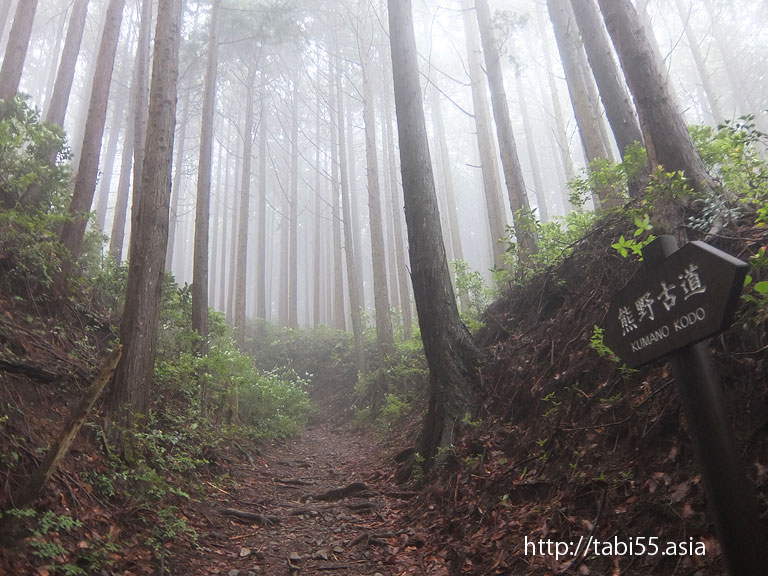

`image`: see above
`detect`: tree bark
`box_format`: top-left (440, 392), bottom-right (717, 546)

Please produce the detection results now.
top-left (192, 0), bottom-right (221, 417)
top-left (546, 0), bottom-right (613, 209)
top-left (288, 75), bottom-right (299, 329)
top-left (514, 64), bottom-right (549, 222)
top-left (0, 0), bottom-right (38, 100)
top-left (59, 0), bottom-right (125, 277)
top-left (596, 0), bottom-right (715, 200)
top-left (673, 0), bottom-right (722, 125)
top-left (329, 53), bottom-right (346, 331)
top-left (571, 0), bottom-right (644, 158)
top-left (256, 78), bottom-right (268, 326)
top-left (42, 9), bottom-right (66, 114)
top-left (126, 0), bottom-right (153, 262)
top-left (345, 77), bottom-right (366, 314)
top-left (388, 0), bottom-right (479, 470)
top-left (108, 0), bottom-right (182, 452)
top-left (460, 0), bottom-right (507, 269)
top-left (44, 0), bottom-right (89, 128)
top-left (235, 64), bottom-right (257, 344)
top-left (474, 0), bottom-right (537, 257)
top-left (226, 152), bottom-right (240, 324)
top-left (0, 1), bottom-right (12, 47)
top-left (336, 51), bottom-right (365, 376)
top-left (360, 39), bottom-right (395, 366)
top-left (166, 87), bottom-right (190, 272)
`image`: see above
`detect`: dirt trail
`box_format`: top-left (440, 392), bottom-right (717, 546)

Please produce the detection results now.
top-left (169, 425), bottom-right (423, 576)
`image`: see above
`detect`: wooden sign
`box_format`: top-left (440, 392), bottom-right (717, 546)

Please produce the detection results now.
top-left (604, 240), bottom-right (748, 368)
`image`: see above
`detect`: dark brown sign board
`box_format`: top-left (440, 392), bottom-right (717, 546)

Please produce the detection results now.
top-left (603, 240), bottom-right (748, 368)
top-left (603, 236), bottom-right (767, 576)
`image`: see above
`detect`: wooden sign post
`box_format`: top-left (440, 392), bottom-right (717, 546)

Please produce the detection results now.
top-left (604, 235), bottom-right (767, 575)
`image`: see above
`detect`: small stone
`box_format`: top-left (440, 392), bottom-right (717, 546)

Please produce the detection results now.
top-left (333, 546), bottom-right (344, 554)
top-left (333, 527), bottom-right (342, 534)
top-left (313, 549), bottom-right (329, 560)
top-left (289, 551), bottom-right (303, 562)
top-left (246, 572), bottom-right (256, 576)
top-left (228, 570), bottom-right (240, 576)
top-left (239, 547), bottom-right (251, 558)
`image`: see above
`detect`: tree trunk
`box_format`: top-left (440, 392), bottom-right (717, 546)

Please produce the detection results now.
top-left (313, 70), bottom-right (323, 329)
top-left (596, 0), bottom-right (715, 201)
top-left (385, 83), bottom-right (414, 336)
top-left (571, 0), bottom-right (644, 158)
top-left (360, 39), bottom-right (395, 367)
top-left (44, 0), bottom-right (89, 127)
top-left (429, 83), bottom-right (468, 311)
top-left (345, 78), bottom-right (366, 314)
top-left (60, 0), bottom-right (125, 276)
top-left (474, 0), bottom-right (537, 258)
top-left (108, 0), bottom-right (182, 452)
top-left (0, 1), bottom-right (12, 47)
top-left (109, 0), bottom-right (181, 456)
top-left (329, 53), bottom-right (346, 331)
top-left (192, 0), bottom-right (221, 416)
top-left (673, 0), bottom-right (722, 125)
top-left (288, 75), bottom-right (299, 329)
top-left (210, 139), bottom-right (223, 307)
top-left (514, 64), bottom-right (549, 222)
top-left (126, 0), bottom-right (153, 262)
top-left (460, 0), bottom-right (507, 269)
top-left (0, 0), bottom-right (38, 100)
top-left (42, 9), bottom-right (66, 113)
top-left (256, 77), bottom-right (267, 325)
top-left (226, 152), bottom-right (240, 324)
top-left (388, 0), bottom-right (479, 470)
top-left (336, 51), bottom-right (365, 376)
top-left (218, 129), bottom-right (232, 311)
top-left (546, 0), bottom-right (613, 209)
top-left (109, 57), bottom-right (138, 261)
top-left (166, 87), bottom-right (190, 272)
top-left (235, 64), bottom-right (257, 345)
top-left (535, 2), bottom-right (575, 211)
top-left (94, 81), bottom-right (126, 230)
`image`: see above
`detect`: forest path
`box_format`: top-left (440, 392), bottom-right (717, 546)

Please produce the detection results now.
top-left (169, 424), bottom-right (423, 576)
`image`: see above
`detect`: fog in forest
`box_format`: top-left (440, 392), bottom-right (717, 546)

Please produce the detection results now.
top-left (4, 0), bottom-right (767, 329)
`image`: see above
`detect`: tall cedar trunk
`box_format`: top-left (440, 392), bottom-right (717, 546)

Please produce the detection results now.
top-left (192, 0), bottom-right (221, 416)
top-left (345, 80), bottom-right (366, 313)
top-left (514, 65), bottom-right (549, 222)
top-left (474, 0), bottom-right (537, 258)
top-left (235, 64), bottom-right (257, 344)
top-left (218, 126), bottom-right (232, 311)
top-left (388, 0), bottom-right (479, 469)
top-left (94, 75), bottom-right (127, 230)
top-left (313, 71), bottom-right (323, 328)
top-left (360, 40), bottom-right (395, 367)
top-left (460, 0), bottom-right (507, 269)
top-left (59, 0), bottom-right (125, 276)
top-left (336, 52), bottom-right (365, 376)
top-left (127, 0), bottom-right (153, 261)
top-left (278, 190), bottom-right (289, 326)
top-left (226, 153), bottom-right (240, 324)
top-left (429, 83), bottom-right (468, 310)
top-left (256, 78), bottom-right (267, 325)
top-left (596, 0), bottom-right (715, 201)
top-left (0, 1), bottom-right (12, 46)
top-left (288, 76), bottom-right (299, 329)
top-left (210, 139), bottom-right (223, 307)
top-left (673, 0), bottom-right (722, 125)
top-left (535, 2), bottom-right (575, 209)
top-left (166, 87), bottom-right (190, 272)
top-left (109, 57), bottom-right (138, 261)
top-left (380, 113), bottom-right (400, 312)
top-left (44, 0), bottom-right (89, 127)
top-left (329, 53), bottom-right (346, 331)
top-left (384, 84), bottom-right (414, 336)
top-left (43, 10), bottom-right (67, 111)
top-left (108, 0), bottom-right (181, 451)
top-left (546, 0), bottom-right (613, 210)
top-left (571, 0), bottom-right (643, 155)
top-left (0, 0), bottom-right (38, 100)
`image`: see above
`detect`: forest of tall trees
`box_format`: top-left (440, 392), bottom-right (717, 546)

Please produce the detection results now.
top-left (2, 0), bottom-right (768, 573)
